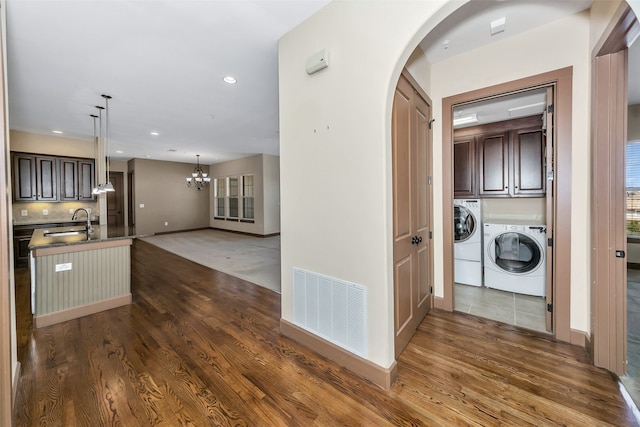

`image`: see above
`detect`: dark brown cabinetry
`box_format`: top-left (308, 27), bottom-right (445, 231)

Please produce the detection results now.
top-left (454, 116), bottom-right (546, 199)
top-left (11, 152), bottom-right (95, 202)
top-left (453, 137), bottom-right (476, 197)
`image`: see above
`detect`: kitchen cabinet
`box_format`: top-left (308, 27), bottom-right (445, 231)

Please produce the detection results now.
top-left (11, 152), bottom-right (95, 202)
top-left (59, 158), bottom-right (95, 201)
top-left (453, 137), bottom-right (476, 198)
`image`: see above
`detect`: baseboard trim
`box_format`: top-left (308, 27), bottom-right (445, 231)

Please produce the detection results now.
top-left (210, 227), bottom-right (280, 238)
top-left (34, 294), bottom-right (132, 328)
top-left (280, 319), bottom-right (397, 389)
top-left (154, 227), bottom-right (210, 236)
top-left (570, 328), bottom-right (589, 348)
top-left (12, 362), bottom-right (21, 418)
top-left (434, 295), bottom-right (447, 310)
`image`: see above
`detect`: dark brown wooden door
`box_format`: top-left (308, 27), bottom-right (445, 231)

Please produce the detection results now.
top-left (453, 137), bottom-right (476, 198)
top-left (393, 72), bottom-right (432, 358)
top-left (107, 172), bottom-right (124, 226)
top-left (478, 133), bottom-right (509, 196)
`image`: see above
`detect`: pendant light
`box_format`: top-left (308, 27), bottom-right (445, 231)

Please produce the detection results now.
top-left (93, 105), bottom-right (105, 194)
top-left (90, 113), bottom-right (101, 195)
top-left (101, 94), bottom-right (115, 192)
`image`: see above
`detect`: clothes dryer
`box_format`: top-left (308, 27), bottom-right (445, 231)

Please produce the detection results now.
top-left (454, 199), bottom-right (482, 286)
top-left (483, 223), bottom-right (546, 296)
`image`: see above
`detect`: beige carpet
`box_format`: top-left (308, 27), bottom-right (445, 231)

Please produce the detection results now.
top-left (140, 229), bottom-right (281, 293)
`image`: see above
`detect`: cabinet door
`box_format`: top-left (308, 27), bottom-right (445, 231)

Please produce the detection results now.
top-left (513, 129), bottom-right (545, 196)
top-left (36, 156), bottom-right (58, 201)
top-left (12, 154), bottom-right (36, 201)
top-left (453, 137), bottom-right (476, 198)
top-left (478, 133), bottom-right (509, 196)
top-left (78, 160), bottom-right (95, 200)
top-left (58, 158), bottom-right (78, 201)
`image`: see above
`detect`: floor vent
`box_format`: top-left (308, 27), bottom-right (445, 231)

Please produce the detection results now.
top-left (292, 268), bottom-right (367, 358)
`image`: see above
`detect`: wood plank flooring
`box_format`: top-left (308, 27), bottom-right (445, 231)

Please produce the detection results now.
top-left (14, 239), bottom-right (639, 426)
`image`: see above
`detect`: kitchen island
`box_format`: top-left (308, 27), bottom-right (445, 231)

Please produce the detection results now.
top-left (28, 225), bottom-right (138, 328)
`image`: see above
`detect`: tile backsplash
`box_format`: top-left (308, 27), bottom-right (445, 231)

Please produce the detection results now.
top-left (13, 201), bottom-right (99, 225)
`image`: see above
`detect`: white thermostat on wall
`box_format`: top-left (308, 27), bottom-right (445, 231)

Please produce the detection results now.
top-left (306, 49), bottom-right (329, 75)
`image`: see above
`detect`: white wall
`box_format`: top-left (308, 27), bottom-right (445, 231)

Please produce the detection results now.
top-left (279, 0), bottom-right (461, 369)
top-left (431, 11), bottom-right (591, 332)
top-left (279, 0), bottom-right (640, 370)
top-left (208, 154), bottom-right (280, 235)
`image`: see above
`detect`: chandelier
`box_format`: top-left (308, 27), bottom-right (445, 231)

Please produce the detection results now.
top-left (186, 154), bottom-right (211, 190)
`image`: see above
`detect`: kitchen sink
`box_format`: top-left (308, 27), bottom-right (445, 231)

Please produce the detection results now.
top-left (43, 229), bottom-right (87, 237)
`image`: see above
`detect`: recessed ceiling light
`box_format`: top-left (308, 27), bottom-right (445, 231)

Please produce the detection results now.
top-left (150, 131), bottom-right (159, 136)
top-left (145, 155), bottom-right (151, 158)
top-left (52, 130), bottom-right (63, 134)
top-left (223, 76), bottom-right (237, 84)
top-left (116, 150), bottom-right (124, 154)
top-left (168, 149), bottom-right (177, 152)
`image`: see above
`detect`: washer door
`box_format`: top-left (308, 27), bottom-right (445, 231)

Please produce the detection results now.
top-left (454, 205), bottom-right (477, 242)
top-left (490, 232), bottom-right (542, 274)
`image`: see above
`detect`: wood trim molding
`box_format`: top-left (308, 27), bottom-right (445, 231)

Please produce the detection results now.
top-left (32, 238), bottom-right (132, 257)
top-left (280, 319), bottom-right (398, 390)
top-left (594, 3), bottom-right (640, 57)
top-left (570, 328), bottom-right (589, 348)
top-left (433, 296), bottom-right (446, 310)
top-left (12, 362), bottom-right (21, 415)
top-left (453, 115), bottom-right (543, 138)
top-left (34, 294), bottom-right (132, 329)
top-left (442, 67), bottom-right (573, 342)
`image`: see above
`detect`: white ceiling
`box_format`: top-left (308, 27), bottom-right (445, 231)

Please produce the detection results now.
top-left (5, 0), bottom-right (638, 165)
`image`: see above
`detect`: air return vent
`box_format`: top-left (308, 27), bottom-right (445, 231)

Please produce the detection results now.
top-left (292, 268), bottom-right (367, 358)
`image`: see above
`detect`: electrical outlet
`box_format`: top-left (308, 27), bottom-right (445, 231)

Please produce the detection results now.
top-left (69, 209), bottom-right (75, 214)
top-left (164, 222), bottom-right (168, 226)
top-left (43, 209), bottom-right (48, 216)
top-left (21, 210), bottom-right (28, 217)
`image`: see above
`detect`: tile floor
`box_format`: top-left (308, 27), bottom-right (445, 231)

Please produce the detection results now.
top-left (454, 283), bottom-right (548, 334)
top-left (621, 268), bottom-right (640, 408)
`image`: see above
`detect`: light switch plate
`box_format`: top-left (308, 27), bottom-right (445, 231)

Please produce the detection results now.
top-left (43, 209), bottom-right (48, 215)
top-left (21, 210), bottom-right (28, 217)
top-left (140, 204), bottom-right (144, 208)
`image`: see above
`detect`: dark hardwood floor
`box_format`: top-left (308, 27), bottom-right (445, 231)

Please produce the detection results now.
top-left (14, 239), bottom-right (639, 426)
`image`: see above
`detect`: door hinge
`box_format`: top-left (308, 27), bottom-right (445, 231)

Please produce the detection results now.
top-left (547, 237), bottom-right (553, 247)
top-left (547, 303), bottom-right (553, 313)
top-left (429, 231), bottom-right (433, 239)
top-left (428, 118), bottom-right (435, 130)
top-left (547, 104), bottom-right (554, 114)
top-left (430, 286), bottom-right (433, 294)
top-left (616, 250), bottom-right (626, 259)
top-left (428, 176), bottom-right (432, 185)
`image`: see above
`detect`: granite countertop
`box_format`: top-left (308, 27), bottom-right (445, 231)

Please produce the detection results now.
top-left (29, 225), bottom-right (151, 250)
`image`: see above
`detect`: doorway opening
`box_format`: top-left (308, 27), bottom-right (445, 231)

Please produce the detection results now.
top-left (442, 67), bottom-right (574, 343)
top-left (452, 86), bottom-right (553, 334)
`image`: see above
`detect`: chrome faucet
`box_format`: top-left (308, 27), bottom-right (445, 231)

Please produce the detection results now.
top-left (72, 208), bottom-right (93, 233)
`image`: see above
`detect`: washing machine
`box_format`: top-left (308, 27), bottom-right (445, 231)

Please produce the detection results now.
top-left (454, 199), bottom-right (482, 286)
top-left (483, 223), bottom-right (546, 296)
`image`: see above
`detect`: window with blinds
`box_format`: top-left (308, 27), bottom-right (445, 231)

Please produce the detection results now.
top-left (626, 141), bottom-right (640, 235)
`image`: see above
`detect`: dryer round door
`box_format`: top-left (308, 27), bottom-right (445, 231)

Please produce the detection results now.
top-left (488, 231), bottom-right (543, 274)
top-left (454, 205), bottom-right (477, 242)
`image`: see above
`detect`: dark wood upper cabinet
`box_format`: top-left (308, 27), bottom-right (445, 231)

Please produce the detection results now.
top-left (12, 154), bottom-right (36, 201)
top-left (512, 128), bottom-right (545, 196)
top-left (35, 156), bottom-right (57, 201)
top-left (12, 152), bottom-right (95, 202)
top-left (453, 115), bottom-right (545, 199)
top-left (453, 137), bottom-right (476, 198)
top-left (478, 132), bottom-right (509, 196)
